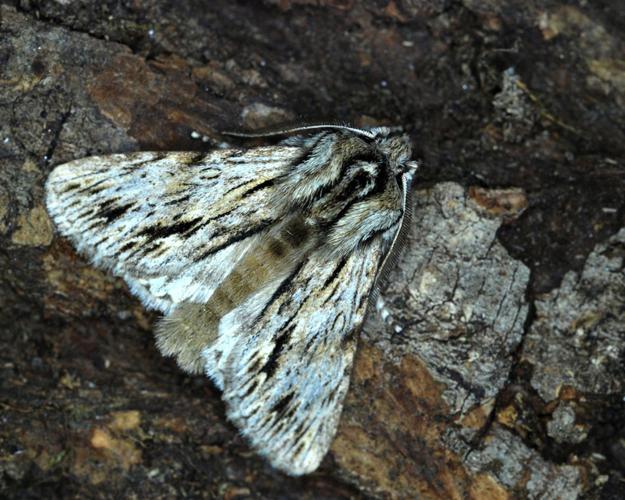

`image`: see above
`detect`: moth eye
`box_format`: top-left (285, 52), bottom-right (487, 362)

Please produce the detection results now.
top-left (404, 160), bottom-right (419, 173)
top-left (398, 160), bottom-right (418, 175)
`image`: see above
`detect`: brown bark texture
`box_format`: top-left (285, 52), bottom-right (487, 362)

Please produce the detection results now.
top-left (1, 1), bottom-right (625, 498)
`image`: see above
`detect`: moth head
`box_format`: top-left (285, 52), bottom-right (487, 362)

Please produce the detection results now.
top-left (368, 127), bottom-right (418, 179)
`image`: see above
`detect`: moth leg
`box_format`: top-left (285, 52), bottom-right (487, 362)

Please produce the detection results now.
top-left (375, 295), bottom-right (405, 334)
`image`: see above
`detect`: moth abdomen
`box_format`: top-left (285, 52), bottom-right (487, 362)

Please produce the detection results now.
top-left (212, 216), bottom-right (315, 307)
top-left (155, 216), bottom-right (316, 374)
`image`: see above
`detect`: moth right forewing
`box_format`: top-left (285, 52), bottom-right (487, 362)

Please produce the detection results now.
top-left (217, 241), bottom-right (386, 475)
top-left (201, 273), bottom-right (292, 388)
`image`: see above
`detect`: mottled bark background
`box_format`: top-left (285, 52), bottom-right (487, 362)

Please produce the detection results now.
top-left (1, 1), bottom-right (624, 498)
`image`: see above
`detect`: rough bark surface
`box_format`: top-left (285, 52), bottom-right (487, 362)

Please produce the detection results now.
top-left (1, 1), bottom-right (624, 498)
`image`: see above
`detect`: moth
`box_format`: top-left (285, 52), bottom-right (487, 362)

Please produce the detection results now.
top-left (45, 124), bottom-right (418, 475)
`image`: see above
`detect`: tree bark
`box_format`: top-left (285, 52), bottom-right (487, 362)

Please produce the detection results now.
top-left (1, 1), bottom-right (624, 498)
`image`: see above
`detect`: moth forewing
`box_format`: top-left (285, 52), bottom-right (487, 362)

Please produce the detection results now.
top-left (219, 242), bottom-right (386, 475)
top-left (45, 124), bottom-right (417, 476)
top-left (44, 149), bottom-right (300, 313)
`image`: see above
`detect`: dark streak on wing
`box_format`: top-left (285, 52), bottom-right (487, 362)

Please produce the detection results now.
top-left (164, 194), bottom-right (191, 206)
top-left (74, 178), bottom-right (107, 195)
top-left (75, 207), bottom-right (95, 220)
top-left (261, 324), bottom-right (295, 379)
top-left (239, 178), bottom-right (275, 198)
top-left (222, 177), bottom-right (252, 197)
top-left (145, 245), bottom-right (170, 258)
top-left (303, 330), bottom-right (318, 353)
top-left (292, 420), bottom-right (312, 446)
top-left (222, 177), bottom-right (277, 199)
top-left (227, 155), bottom-right (287, 164)
top-left (352, 259), bottom-right (368, 316)
top-left (291, 441), bottom-right (306, 459)
top-left (138, 216), bottom-right (204, 241)
top-left (330, 311), bottom-right (346, 333)
top-left (82, 218), bottom-right (105, 232)
top-left (96, 202), bottom-right (135, 222)
top-left (132, 152), bottom-right (167, 165)
top-left (200, 164), bottom-right (221, 173)
top-left (88, 185), bottom-right (109, 195)
top-left (323, 385), bottom-right (339, 405)
top-left (270, 392), bottom-right (295, 418)
top-left (117, 241), bottom-right (137, 254)
top-left (60, 182), bottom-right (81, 193)
top-left (277, 271), bottom-right (314, 319)
top-left (111, 168), bottom-right (146, 179)
top-left (356, 251), bottom-right (383, 313)
top-left (320, 258), bottom-right (349, 306)
top-left (96, 198), bottom-right (116, 210)
top-left (109, 239), bottom-right (140, 261)
top-left (64, 199), bottom-right (82, 209)
top-left (200, 206), bottom-right (236, 226)
top-left (182, 222), bottom-right (204, 238)
top-left (90, 234), bottom-right (111, 248)
top-left (80, 153), bottom-right (165, 177)
top-left (213, 149), bottom-right (241, 161)
top-left (193, 220), bottom-right (273, 263)
top-left (242, 379), bottom-right (259, 399)
top-left (321, 281), bottom-right (342, 307)
top-left (257, 260), bottom-right (306, 318)
top-left (340, 326), bottom-right (358, 347)
top-left (322, 257), bottom-right (347, 289)
top-left (198, 174), bottom-right (220, 181)
top-left (282, 404), bottom-right (297, 421)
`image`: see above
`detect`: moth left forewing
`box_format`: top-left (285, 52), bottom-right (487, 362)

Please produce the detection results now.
top-left (46, 147), bottom-right (300, 313)
top-left (217, 241), bottom-right (385, 475)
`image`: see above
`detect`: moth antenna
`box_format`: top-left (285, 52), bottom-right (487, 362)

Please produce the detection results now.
top-left (374, 170), bottom-right (415, 291)
top-left (222, 123), bottom-right (377, 139)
